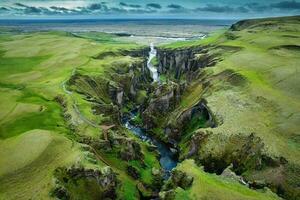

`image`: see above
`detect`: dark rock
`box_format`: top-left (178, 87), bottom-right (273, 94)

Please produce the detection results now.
top-left (166, 101), bottom-right (215, 142)
top-left (159, 190), bottom-right (176, 200)
top-left (186, 131), bottom-right (210, 158)
top-left (136, 182), bottom-right (154, 199)
top-left (53, 166), bottom-right (118, 200)
top-left (93, 140), bottom-right (112, 152)
top-left (162, 169), bottom-right (193, 192)
top-left (249, 180), bottom-right (267, 189)
top-left (171, 170), bottom-right (194, 190)
top-left (127, 165), bottom-right (140, 180)
top-left (157, 46), bottom-right (218, 81)
top-left (52, 186), bottom-right (70, 200)
top-left (119, 139), bottom-right (143, 161)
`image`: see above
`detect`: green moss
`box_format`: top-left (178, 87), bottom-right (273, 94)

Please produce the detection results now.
top-left (0, 55), bottom-right (49, 77)
top-left (0, 93), bottom-right (68, 139)
top-left (176, 160), bottom-right (280, 200)
top-left (150, 57), bottom-right (158, 66)
top-left (159, 74), bottom-right (167, 83)
top-left (119, 179), bottom-right (139, 200)
top-left (132, 113), bottom-right (143, 126)
top-left (136, 90), bottom-right (147, 104)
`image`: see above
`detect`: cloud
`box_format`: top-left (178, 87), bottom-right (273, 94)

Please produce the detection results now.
top-left (167, 4), bottom-right (188, 13)
top-left (270, 0), bottom-right (300, 10)
top-left (87, 3), bottom-right (103, 10)
top-left (2, 1), bottom-right (299, 17)
top-left (119, 2), bottom-right (141, 8)
top-left (245, 3), bottom-right (268, 12)
top-left (14, 3), bottom-right (28, 8)
top-left (167, 4), bottom-right (184, 10)
top-left (50, 6), bottom-right (69, 12)
top-left (0, 7), bottom-right (9, 12)
top-left (146, 3), bottom-right (161, 9)
top-left (196, 4), bottom-right (235, 13)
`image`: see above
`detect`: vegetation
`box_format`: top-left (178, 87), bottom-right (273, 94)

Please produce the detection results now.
top-left (0, 16), bottom-right (299, 200)
top-left (0, 30), bottom-right (158, 199)
top-left (174, 160), bottom-right (280, 200)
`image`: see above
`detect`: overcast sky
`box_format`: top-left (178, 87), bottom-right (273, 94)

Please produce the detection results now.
top-left (0, 0), bottom-right (300, 19)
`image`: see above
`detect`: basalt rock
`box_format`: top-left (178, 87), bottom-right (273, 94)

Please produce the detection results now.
top-left (157, 46), bottom-right (218, 81)
top-left (119, 139), bottom-right (144, 161)
top-left (166, 101), bottom-right (215, 142)
top-left (53, 166), bottom-right (118, 200)
top-left (185, 130), bottom-right (211, 159)
top-left (159, 190), bottom-right (176, 200)
top-left (52, 185), bottom-right (70, 200)
top-left (108, 82), bottom-right (125, 106)
top-left (142, 82), bottom-right (183, 129)
top-left (162, 169), bottom-right (193, 192)
top-left (127, 165), bottom-right (140, 180)
top-left (221, 164), bottom-right (248, 186)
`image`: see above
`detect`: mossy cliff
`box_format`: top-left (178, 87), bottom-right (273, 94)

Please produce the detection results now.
top-left (150, 16), bottom-right (300, 200)
top-left (0, 16), bottom-right (299, 200)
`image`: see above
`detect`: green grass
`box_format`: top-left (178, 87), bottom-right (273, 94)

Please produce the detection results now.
top-left (0, 30), bottom-right (142, 199)
top-left (0, 94), bottom-right (67, 139)
top-left (175, 160), bottom-right (280, 200)
top-left (0, 16), bottom-right (299, 199)
top-left (0, 130), bottom-right (81, 200)
top-left (0, 55), bottom-right (49, 76)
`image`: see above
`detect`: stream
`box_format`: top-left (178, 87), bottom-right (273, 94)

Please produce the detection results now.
top-left (123, 111), bottom-right (178, 178)
top-left (123, 44), bottom-right (178, 177)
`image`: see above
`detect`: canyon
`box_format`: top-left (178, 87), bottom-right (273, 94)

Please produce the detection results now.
top-left (0, 16), bottom-right (299, 200)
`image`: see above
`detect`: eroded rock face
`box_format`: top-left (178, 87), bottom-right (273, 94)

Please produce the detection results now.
top-left (182, 131), bottom-right (297, 198)
top-left (142, 82), bottom-right (183, 130)
top-left (52, 166), bottom-right (118, 200)
top-left (157, 46), bottom-right (218, 80)
top-left (221, 164), bottom-right (248, 186)
top-left (119, 139), bottom-right (144, 161)
top-left (160, 169), bottom-right (193, 200)
top-left (127, 165), bottom-right (140, 180)
top-left (166, 101), bottom-right (215, 142)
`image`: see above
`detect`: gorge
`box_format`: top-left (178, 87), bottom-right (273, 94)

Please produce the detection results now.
top-left (0, 16), bottom-right (299, 200)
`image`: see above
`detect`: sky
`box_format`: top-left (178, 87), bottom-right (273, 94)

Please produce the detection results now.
top-left (0, 0), bottom-right (300, 19)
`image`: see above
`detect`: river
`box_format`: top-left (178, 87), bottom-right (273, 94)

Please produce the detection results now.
top-left (123, 44), bottom-right (178, 177)
top-left (123, 111), bottom-right (178, 178)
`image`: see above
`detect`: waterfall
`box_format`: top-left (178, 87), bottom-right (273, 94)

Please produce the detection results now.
top-left (147, 43), bottom-right (159, 82)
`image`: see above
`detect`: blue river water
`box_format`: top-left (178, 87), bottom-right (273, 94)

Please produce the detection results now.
top-left (124, 112), bottom-right (178, 177)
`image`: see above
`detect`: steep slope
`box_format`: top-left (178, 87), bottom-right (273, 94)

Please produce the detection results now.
top-left (0, 16), bottom-right (299, 200)
top-left (153, 16), bottom-right (300, 200)
top-left (0, 31), bottom-right (160, 199)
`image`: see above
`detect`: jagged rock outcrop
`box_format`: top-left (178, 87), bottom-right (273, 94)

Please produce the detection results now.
top-left (165, 101), bottom-right (215, 142)
top-left (127, 165), bottom-right (140, 179)
top-left (142, 82), bottom-right (184, 129)
top-left (221, 164), bottom-right (248, 186)
top-left (119, 138), bottom-right (144, 161)
top-left (52, 166), bottom-right (118, 200)
top-left (157, 46), bottom-right (219, 81)
top-left (159, 169), bottom-right (193, 200)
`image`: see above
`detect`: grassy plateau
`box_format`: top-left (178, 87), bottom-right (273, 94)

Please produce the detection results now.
top-left (0, 16), bottom-right (299, 200)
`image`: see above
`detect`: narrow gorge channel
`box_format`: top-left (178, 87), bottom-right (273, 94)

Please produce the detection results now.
top-left (123, 44), bottom-right (178, 178)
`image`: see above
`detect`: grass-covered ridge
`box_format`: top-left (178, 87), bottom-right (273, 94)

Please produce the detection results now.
top-left (174, 160), bottom-right (280, 200)
top-left (156, 16), bottom-right (300, 200)
top-left (0, 30), bottom-right (159, 199)
top-left (0, 15), bottom-right (299, 200)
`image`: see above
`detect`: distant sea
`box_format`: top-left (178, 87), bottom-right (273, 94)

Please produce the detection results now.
top-left (0, 19), bottom-right (237, 44)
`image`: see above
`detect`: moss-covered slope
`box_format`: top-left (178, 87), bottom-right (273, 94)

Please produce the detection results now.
top-left (156, 16), bottom-right (300, 200)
